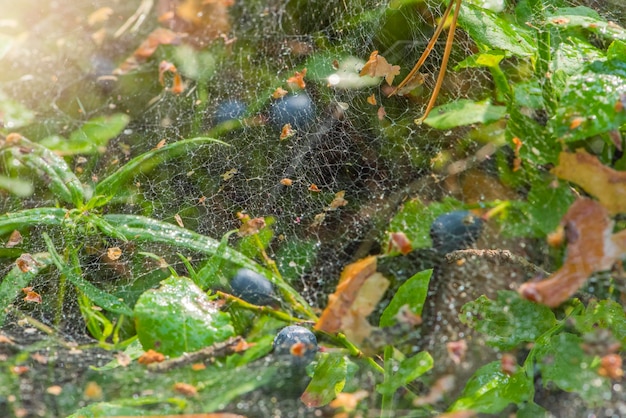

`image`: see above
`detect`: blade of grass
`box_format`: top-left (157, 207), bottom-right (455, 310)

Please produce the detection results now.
top-left (1, 134), bottom-right (85, 207)
top-left (42, 233), bottom-right (133, 317)
top-left (0, 252), bottom-right (53, 326)
top-left (0, 208), bottom-right (69, 236)
top-left (103, 214), bottom-right (317, 319)
top-left (92, 137), bottom-right (228, 208)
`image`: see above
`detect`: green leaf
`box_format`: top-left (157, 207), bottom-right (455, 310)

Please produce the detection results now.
top-left (546, 7), bottom-right (626, 41)
top-left (460, 291), bottom-right (557, 351)
top-left (40, 114), bottom-right (130, 155)
top-left (459, 2), bottom-right (535, 57)
top-left (301, 354), bottom-right (347, 407)
top-left (196, 230), bottom-right (237, 289)
top-left (535, 332), bottom-right (610, 406)
top-left (424, 99), bottom-right (507, 129)
top-left (93, 137), bottom-right (227, 207)
top-left (574, 299), bottom-right (626, 346)
top-left (376, 351), bottom-right (433, 395)
top-left (102, 214), bottom-right (315, 317)
top-left (551, 59), bottom-right (626, 142)
top-left (0, 252), bottom-right (53, 326)
top-left (380, 269), bottom-right (432, 327)
top-left (134, 275), bottom-right (235, 356)
top-left (0, 135), bottom-right (85, 207)
top-left (0, 208), bottom-right (68, 237)
top-left (450, 361), bottom-right (533, 413)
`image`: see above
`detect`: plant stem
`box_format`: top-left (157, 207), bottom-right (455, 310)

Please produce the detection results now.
top-left (380, 345), bottom-right (394, 418)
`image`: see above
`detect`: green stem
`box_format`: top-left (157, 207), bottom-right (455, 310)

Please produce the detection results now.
top-left (380, 345), bottom-right (395, 418)
top-left (217, 291), bottom-right (315, 325)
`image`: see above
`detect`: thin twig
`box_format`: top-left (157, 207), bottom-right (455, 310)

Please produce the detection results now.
top-left (444, 249), bottom-right (550, 278)
top-left (148, 336), bottom-right (244, 372)
top-left (217, 291), bottom-right (316, 325)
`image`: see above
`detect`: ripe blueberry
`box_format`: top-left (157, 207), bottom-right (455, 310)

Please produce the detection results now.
top-left (269, 93), bottom-right (315, 131)
top-left (214, 100), bottom-right (247, 124)
top-left (430, 210), bottom-right (484, 254)
top-left (273, 325), bottom-right (318, 366)
top-left (230, 268), bottom-right (276, 306)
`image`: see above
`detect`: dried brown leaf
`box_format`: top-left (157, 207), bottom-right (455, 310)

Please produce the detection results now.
top-left (552, 149), bottom-right (626, 214)
top-left (519, 198), bottom-right (626, 307)
top-left (359, 51), bottom-right (401, 85)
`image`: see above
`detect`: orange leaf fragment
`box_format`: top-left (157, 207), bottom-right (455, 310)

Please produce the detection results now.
top-left (359, 51), bottom-right (401, 86)
top-left (106, 247), bottom-right (122, 261)
top-left (598, 354), bottom-right (623, 380)
top-left (115, 28), bottom-right (182, 74)
top-left (377, 106), bottom-right (386, 121)
top-left (238, 216), bottom-right (266, 236)
top-left (512, 137), bottom-right (523, 172)
top-left (315, 256), bottom-right (389, 343)
top-left (5, 230), bottom-right (23, 248)
top-left (280, 178), bottom-right (293, 186)
top-left (327, 190), bottom-right (348, 210)
top-left (173, 382), bottom-right (198, 397)
top-left (366, 94), bottom-right (377, 105)
top-left (552, 149), bottom-right (626, 214)
top-left (308, 184), bottom-right (321, 192)
top-left (22, 287), bottom-right (42, 304)
top-left (280, 123), bottom-right (295, 140)
top-left (272, 87), bottom-right (288, 99)
top-left (519, 198), bottom-right (626, 307)
top-left (386, 231), bottom-right (413, 255)
top-left (138, 349), bottom-right (166, 365)
top-left (286, 68), bottom-right (307, 89)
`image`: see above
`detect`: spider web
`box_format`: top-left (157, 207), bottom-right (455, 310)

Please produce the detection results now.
top-left (0, 0), bottom-right (625, 414)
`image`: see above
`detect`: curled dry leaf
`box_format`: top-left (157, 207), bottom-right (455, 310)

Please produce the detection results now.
top-left (286, 68), bottom-right (307, 89)
top-left (280, 123), bottom-right (295, 140)
top-left (315, 256), bottom-right (390, 343)
top-left (519, 198), bottom-right (626, 307)
top-left (327, 190), bottom-right (348, 211)
top-left (5, 230), bottom-right (23, 248)
top-left (22, 287), bottom-right (42, 304)
top-left (272, 87), bottom-right (288, 99)
top-left (386, 231), bottom-right (413, 255)
top-left (115, 28), bottom-right (182, 74)
top-left (359, 51), bottom-right (401, 86)
top-left (138, 349), bottom-right (166, 365)
top-left (16, 253), bottom-right (38, 273)
top-left (552, 149), bottom-right (626, 214)
top-left (173, 382), bottom-right (198, 397)
top-left (238, 216), bottom-right (266, 236)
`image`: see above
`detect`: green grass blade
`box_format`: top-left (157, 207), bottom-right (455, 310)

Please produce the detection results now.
top-left (43, 234), bottom-right (134, 317)
top-left (93, 137), bottom-right (227, 207)
top-left (1, 135), bottom-right (85, 207)
top-left (0, 252), bottom-right (53, 326)
top-left (0, 208), bottom-right (69, 236)
top-left (103, 214), bottom-right (316, 319)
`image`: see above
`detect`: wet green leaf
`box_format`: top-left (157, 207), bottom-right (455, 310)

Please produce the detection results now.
top-left (40, 114), bottom-right (130, 155)
top-left (301, 353), bottom-right (347, 407)
top-left (0, 135), bottom-right (85, 207)
top-left (0, 252), bottom-right (53, 326)
top-left (93, 137), bottom-right (227, 207)
top-left (459, 2), bottom-right (535, 57)
top-left (0, 208), bottom-right (68, 237)
top-left (424, 99), bottom-right (507, 129)
top-left (551, 59), bottom-right (626, 142)
top-left (460, 291), bottom-right (557, 350)
top-left (535, 332), bottom-right (610, 406)
top-left (546, 7), bottom-right (626, 41)
top-left (134, 275), bottom-right (235, 356)
top-left (450, 361), bottom-right (533, 413)
top-left (380, 269), bottom-right (432, 327)
top-left (574, 299), bottom-right (626, 345)
top-left (376, 351), bottom-right (433, 395)
top-left (0, 175), bottom-right (33, 197)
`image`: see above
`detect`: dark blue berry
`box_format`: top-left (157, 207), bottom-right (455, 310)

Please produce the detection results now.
top-left (273, 325), bottom-right (318, 366)
top-left (214, 100), bottom-right (247, 124)
top-left (269, 93), bottom-right (315, 131)
top-left (430, 210), bottom-right (484, 254)
top-left (230, 268), bottom-right (276, 306)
